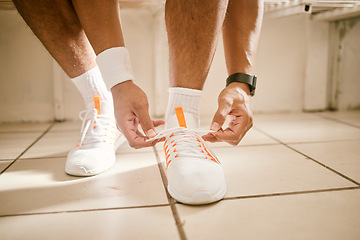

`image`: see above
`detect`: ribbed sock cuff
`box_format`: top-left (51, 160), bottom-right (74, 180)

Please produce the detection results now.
top-left (71, 66), bottom-right (112, 108)
top-left (165, 87), bottom-right (202, 128)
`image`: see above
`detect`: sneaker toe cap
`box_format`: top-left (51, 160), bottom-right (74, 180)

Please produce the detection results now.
top-left (66, 147), bottom-right (116, 176)
top-left (167, 158), bottom-right (226, 204)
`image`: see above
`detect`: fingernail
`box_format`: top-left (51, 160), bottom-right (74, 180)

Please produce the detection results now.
top-left (211, 122), bottom-right (220, 131)
top-left (147, 129), bottom-right (156, 138)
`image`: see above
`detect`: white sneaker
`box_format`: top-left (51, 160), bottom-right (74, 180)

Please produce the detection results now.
top-left (65, 95), bottom-right (126, 176)
top-left (153, 107), bottom-right (227, 205)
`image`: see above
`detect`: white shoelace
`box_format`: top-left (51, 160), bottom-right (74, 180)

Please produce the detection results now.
top-left (77, 108), bottom-right (118, 147)
top-left (149, 127), bottom-right (216, 160)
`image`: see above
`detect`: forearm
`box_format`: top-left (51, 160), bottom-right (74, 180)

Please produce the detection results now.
top-left (71, 0), bottom-right (125, 55)
top-left (222, 0), bottom-right (263, 76)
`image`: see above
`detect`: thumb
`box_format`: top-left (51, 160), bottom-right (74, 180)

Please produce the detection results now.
top-left (211, 101), bottom-right (231, 131)
top-left (134, 107), bottom-right (156, 138)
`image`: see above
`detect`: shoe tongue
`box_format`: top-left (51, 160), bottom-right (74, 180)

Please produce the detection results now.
top-left (99, 100), bottom-right (115, 116)
top-left (165, 107), bottom-right (199, 129)
top-left (87, 95), bottom-right (114, 117)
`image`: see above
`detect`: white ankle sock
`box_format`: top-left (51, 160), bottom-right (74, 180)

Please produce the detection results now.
top-left (165, 87), bottom-right (202, 129)
top-left (71, 66), bottom-right (112, 108)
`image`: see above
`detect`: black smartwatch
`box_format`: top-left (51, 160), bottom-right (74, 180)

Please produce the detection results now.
top-left (226, 73), bottom-right (257, 96)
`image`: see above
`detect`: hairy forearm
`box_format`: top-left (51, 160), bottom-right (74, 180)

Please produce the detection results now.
top-left (222, 0), bottom-right (264, 76)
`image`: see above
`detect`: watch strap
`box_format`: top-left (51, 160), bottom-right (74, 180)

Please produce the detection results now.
top-left (226, 73), bottom-right (257, 96)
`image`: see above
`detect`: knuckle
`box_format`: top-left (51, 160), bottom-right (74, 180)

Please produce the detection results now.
top-left (219, 97), bottom-right (232, 107)
top-left (140, 118), bottom-right (152, 128)
top-left (238, 93), bottom-right (245, 102)
top-left (217, 111), bottom-right (227, 119)
top-left (249, 115), bottom-right (254, 123)
top-left (128, 141), bottom-right (140, 149)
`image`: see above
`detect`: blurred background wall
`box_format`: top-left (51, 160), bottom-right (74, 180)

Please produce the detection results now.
top-left (0, 1), bottom-right (359, 123)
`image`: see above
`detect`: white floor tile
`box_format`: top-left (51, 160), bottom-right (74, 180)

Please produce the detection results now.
top-left (0, 206), bottom-right (178, 240)
top-left (1, 112), bottom-right (359, 239)
top-left (216, 144), bottom-right (356, 197)
top-left (51, 121), bottom-right (81, 132)
top-left (20, 132), bottom-right (79, 159)
top-left (0, 133), bottom-right (42, 160)
top-left (177, 189), bottom-right (360, 240)
top-left (290, 140), bottom-right (360, 183)
top-left (0, 153), bottom-right (167, 215)
top-left (0, 160), bottom-right (11, 172)
top-left (319, 111), bottom-right (360, 127)
top-left (255, 113), bottom-right (360, 143)
top-left (0, 122), bottom-right (51, 133)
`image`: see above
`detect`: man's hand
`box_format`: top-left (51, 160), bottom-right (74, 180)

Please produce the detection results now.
top-left (111, 81), bottom-right (164, 148)
top-left (202, 82), bottom-right (253, 145)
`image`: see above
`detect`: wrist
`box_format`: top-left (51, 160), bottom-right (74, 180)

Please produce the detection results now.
top-left (110, 80), bottom-right (134, 94)
top-left (226, 72), bottom-right (257, 96)
top-left (228, 82), bottom-right (251, 96)
top-left (96, 47), bottom-right (135, 91)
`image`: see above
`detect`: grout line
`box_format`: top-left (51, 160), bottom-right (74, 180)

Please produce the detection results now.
top-left (285, 145), bottom-right (360, 186)
top-left (0, 203), bottom-right (171, 218)
top-left (255, 127), bottom-right (360, 186)
top-left (0, 158), bottom-right (15, 162)
top-left (48, 129), bottom-right (81, 133)
top-left (210, 142), bottom-right (281, 149)
top-left (5, 187), bottom-right (357, 218)
top-left (153, 146), bottom-right (187, 240)
top-left (275, 138), bottom-right (360, 145)
top-left (0, 122), bottom-right (55, 175)
top-left (223, 186), bottom-right (360, 201)
top-left (0, 130), bottom-right (47, 134)
top-left (11, 155), bottom-right (68, 161)
top-left (253, 126), bottom-right (360, 145)
top-left (316, 113), bottom-right (360, 129)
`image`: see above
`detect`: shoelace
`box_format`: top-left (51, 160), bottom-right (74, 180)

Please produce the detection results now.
top-left (149, 127), bottom-right (218, 166)
top-left (76, 108), bottom-right (118, 147)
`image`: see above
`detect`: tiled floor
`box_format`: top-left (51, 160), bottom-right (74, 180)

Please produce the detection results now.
top-left (0, 111), bottom-right (360, 240)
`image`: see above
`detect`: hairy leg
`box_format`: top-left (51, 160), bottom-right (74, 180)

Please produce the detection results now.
top-left (222, 0), bottom-right (264, 75)
top-left (13, 0), bottom-right (96, 78)
top-left (70, 0), bottom-right (162, 148)
top-left (71, 0), bottom-right (125, 55)
top-left (165, 0), bottom-right (229, 90)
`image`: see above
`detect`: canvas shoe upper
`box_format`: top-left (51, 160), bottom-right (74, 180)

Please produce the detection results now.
top-left (65, 95), bottom-right (125, 176)
top-left (152, 107), bottom-right (227, 204)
